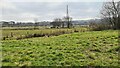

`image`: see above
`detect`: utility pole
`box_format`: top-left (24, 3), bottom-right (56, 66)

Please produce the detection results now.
top-left (66, 5), bottom-right (69, 18)
top-left (66, 5), bottom-right (72, 28)
top-left (34, 18), bottom-right (38, 29)
top-left (66, 5), bottom-right (69, 28)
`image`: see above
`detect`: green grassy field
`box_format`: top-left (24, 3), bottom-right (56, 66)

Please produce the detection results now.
top-left (1, 30), bottom-right (119, 66)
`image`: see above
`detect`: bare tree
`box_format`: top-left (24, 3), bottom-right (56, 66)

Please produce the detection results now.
top-left (100, 0), bottom-right (120, 29)
top-left (50, 18), bottom-right (63, 28)
top-left (63, 16), bottom-right (72, 28)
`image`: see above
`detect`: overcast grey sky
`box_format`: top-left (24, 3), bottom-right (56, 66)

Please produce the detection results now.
top-left (0, 0), bottom-right (119, 22)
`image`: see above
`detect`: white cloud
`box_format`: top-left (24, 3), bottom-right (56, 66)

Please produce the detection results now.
top-left (1, 2), bottom-right (103, 22)
top-left (0, 0), bottom-right (16, 21)
top-left (21, 13), bottom-right (39, 18)
top-left (2, 12), bottom-right (39, 22)
top-left (86, 8), bottom-right (95, 13)
top-left (47, 2), bottom-right (64, 8)
top-left (4, 0), bottom-right (120, 2)
top-left (0, 0), bottom-right (16, 9)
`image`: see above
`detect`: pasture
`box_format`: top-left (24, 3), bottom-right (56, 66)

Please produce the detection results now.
top-left (1, 29), bottom-right (119, 66)
top-left (2, 27), bottom-right (88, 40)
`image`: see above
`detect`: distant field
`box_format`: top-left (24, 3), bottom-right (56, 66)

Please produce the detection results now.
top-left (1, 30), bottom-right (119, 66)
top-left (2, 27), bottom-right (88, 40)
